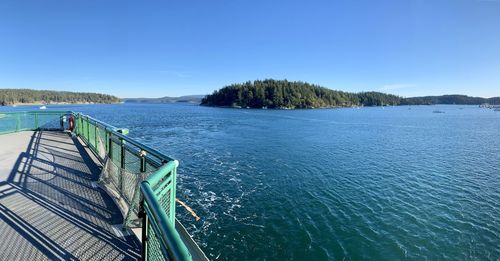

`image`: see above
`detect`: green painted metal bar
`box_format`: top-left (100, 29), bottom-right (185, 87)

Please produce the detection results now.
top-left (143, 160), bottom-right (179, 224)
top-left (95, 124), bottom-right (98, 154)
top-left (86, 116), bottom-right (90, 144)
top-left (170, 165), bottom-right (178, 224)
top-left (141, 170), bottom-right (191, 261)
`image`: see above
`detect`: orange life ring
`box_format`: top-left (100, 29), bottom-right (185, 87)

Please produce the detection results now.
top-left (68, 115), bottom-right (75, 131)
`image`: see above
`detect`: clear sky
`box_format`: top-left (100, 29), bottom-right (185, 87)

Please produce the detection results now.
top-left (1, 0), bottom-right (499, 98)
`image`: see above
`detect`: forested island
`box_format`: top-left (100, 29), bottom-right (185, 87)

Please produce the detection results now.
top-left (201, 79), bottom-right (500, 108)
top-left (0, 89), bottom-right (121, 106)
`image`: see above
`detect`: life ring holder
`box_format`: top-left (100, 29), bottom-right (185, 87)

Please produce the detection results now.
top-left (68, 115), bottom-right (75, 132)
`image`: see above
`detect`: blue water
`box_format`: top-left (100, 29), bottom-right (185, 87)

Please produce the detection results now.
top-left (2, 104), bottom-right (499, 260)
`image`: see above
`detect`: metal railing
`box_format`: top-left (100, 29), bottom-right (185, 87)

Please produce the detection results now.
top-left (73, 113), bottom-right (193, 260)
top-left (141, 162), bottom-right (191, 261)
top-left (74, 113), bottom-right (175, 218)
top-left (0, 110), bottom-right (72, 134)
top-left (0, 110), bottom-right (195, 261)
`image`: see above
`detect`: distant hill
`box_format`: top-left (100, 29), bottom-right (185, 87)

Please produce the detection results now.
top-left (201, 79), bottom-right (500, 108)
top-left (201, 80), bottom-right (401, 108)
top-left (124, 95), bottom-right (205, 103)
top-left (0, 89), bottom-right (121, 106)
top-left (402, 95), bottom-right (500, 105)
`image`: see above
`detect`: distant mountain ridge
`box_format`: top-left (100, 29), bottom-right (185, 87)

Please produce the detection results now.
top-left (402, 95), bottom-right (500, 105)
top-left (123, 95), bottom-right (205, 103)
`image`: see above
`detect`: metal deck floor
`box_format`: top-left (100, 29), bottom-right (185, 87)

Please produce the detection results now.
top-left (0, 131), bottom-right (141, 260)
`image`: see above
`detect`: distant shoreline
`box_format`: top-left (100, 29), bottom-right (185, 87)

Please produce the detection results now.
top-left (202, 80), bottom-right (500, 109)
top-left (2, 101), bottom-right (122, 107)
top-left (201, 103), bottom-right (492, 110)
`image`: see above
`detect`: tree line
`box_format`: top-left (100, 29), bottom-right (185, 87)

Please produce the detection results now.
top-left (0, 89), bottom-right (121, 106)
top-left (201, 80), bottom-right (500, 108)
top-left (201, 79), bottom-right (402, 108)
top-left (402, 95), bottom-right (500, 105)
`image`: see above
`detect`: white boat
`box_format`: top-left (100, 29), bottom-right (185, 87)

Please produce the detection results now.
top-left (40, 105), bottom-right (47, 110)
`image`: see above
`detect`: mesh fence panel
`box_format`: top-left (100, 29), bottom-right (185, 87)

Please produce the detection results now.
top-left (19, 113), bottom-right (35, 130)
top-left (0, 111), bottom-right (68, 134)
top-left (88, 122), bottom-right (96, 151)
top-left (147, 213), bottom-right (168, 261)
top-left (38, 113), bottom-right (61, 129)
top-left (141, 162), bottom-right (185, 260)
top-left (0, 113), bottom-right (18, 133)
top-left (75, 114), bottom-right (178, 232)
top-left (97, 125), bottom-right (107, 159)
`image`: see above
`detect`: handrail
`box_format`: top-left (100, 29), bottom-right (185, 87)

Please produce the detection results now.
top-left (0, 110), bottom-right (72, 134)
top-left (0, 110), bottom-right (198, 260)
top-left (0, 110), bottom-right (72, 114)
top-left (76, 112), bottom-right (175, 162)
top-left (141, 162), bottom-right (191, 261)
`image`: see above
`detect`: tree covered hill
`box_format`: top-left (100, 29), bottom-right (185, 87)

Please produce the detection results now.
top-left (201, 80), bottom-right (500, 108)
top-left (402, 95), bottom-right (500, 105)
top-left (201, 80), bottom-right (401, 108)
top-left (0, 89), bottom-right (121, 106)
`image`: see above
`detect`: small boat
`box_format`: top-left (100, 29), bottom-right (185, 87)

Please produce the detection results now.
top-left (40, 105), bottom-right (47, 110)
top-left (433, 110), bottom-right (445, 113)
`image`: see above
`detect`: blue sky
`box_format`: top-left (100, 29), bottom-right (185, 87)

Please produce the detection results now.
top-left (1, 0), bottom-right (499, 98)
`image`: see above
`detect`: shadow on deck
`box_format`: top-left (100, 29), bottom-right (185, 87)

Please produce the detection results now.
top-left (0, 131), bottom-right (141, 260)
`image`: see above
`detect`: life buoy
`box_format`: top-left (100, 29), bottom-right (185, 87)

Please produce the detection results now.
top-left (68, 115), bottom-right (75, 131)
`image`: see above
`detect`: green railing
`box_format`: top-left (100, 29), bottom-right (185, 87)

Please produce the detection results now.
top-left (0, 110), bottom-right (72, 134)
top-left (73, 113), bottom-right (180, 226)
top-left (141, 162), bottom-right (191, 261)
top-left (73, 113), bottom-right (193, 260)
top-left (0, 110), bottom-right (195, 261)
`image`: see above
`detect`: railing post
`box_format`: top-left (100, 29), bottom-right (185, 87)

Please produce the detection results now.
top-left (108, 133), bottom-right (113, 159)
top-left (170, 162), bottom-right (178, 223)
top-left (95, 124), bottom-right (99, 154)
top-left (35, 113), bottom-right (39, 129)
top-left (140, 150), bottom-right (147, 172)
top-left (120, 138), bottom-right (126, 169)
top-left (120, 137), bottom-right (125, 192)
top-left (139, 150), bottom-right (148, 260)
top-left (105, 129), bottom-right (109, 156)
top-left (86, 116), bottom-right (90, 143)
top-left (142, 209), bottom-right (148, 260)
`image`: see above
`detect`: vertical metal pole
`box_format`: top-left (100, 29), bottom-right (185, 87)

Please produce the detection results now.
top-left (86, 116), bottom-right (90, 144)
top-left (105, 129), bottom-right (109, 157)
top-left (120, 138), bottom-right (125, 192)
top-left (35, 113), bottom-right (39, 129)
top-left (95, 124), bottom-right (98, 154)
top-left (140, 150), bottom-right (146, 172)
top-left (141, 211), bottom-right (148, 260)
top-left (15, 113), bottom-right (20, 132)
top-left (108, 133), bottom-right (113, 159)
top-left (120, 139), bottom-right (126, 169)
top-left (170, 165), bottom-right (177, 223)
